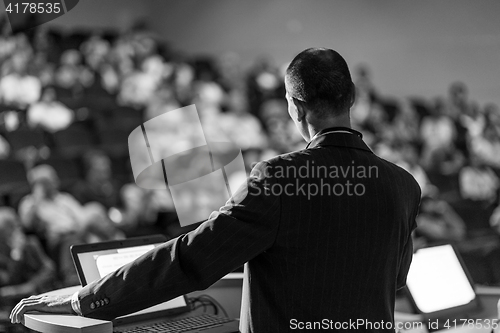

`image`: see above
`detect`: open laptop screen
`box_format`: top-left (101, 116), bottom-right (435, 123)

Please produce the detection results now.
top-left (71, 235), bottom-right (189, 322)
top-left (75, 243), bottom-right (158, 285)
top-left (406, 244), bottom-right (479, 320)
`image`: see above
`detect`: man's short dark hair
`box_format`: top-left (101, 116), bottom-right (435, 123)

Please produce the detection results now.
top-left (285, 47), bottom-right (354, 117)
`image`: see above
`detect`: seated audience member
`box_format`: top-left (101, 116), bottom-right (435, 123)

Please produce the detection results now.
top-left (445, 82), bottom-right (470, 151)
top-left (246, 55), bottom-right (283, 117)
top-left (219, 89), bottom-right (268, 151)
top-left (373, 139), bottom-right (400, 163)
top-left (469, 103), bottom-right (500, 169)
top-left (29, 49), bottom-right (57, 88)
top-left (79, 35), bottom-right (120, 94)
top-left (144, 82), bottom-right (179, 121)
top-left (446, 81), bottom-right (471, 120)
top-left (420, 98), bottom-right (457, 170)
top-left (26, 87), bottom-right (74, 133)
top-left (396, 142), bottom-right (436, 197)
top-left (350, 64), bottom-right (377, 128)
top-left (118, 55), bottom-right (164, 108)
top-left (114, 183), bottom-right (177, 238)
top-left (0, 16), bottom-right (16, 62)
top-left (73, 150), bottom-right (120, 209)
top-left (18, 165), bottom-right (122, 285)
top-left (459, 154), bottom-right (499, 204)
top-left (0, 207), bottom-right (56, 306)
top-left (436, 144), bottom-right (467, 177)
top-left (391, 100), bottom-right (420, 143)
top-left (192, 81), bottom-right (228, 142)
top-left (488, 187), bottom-right (500, 235)
top-left (259, 99), bottom-right (302, 153)
top-left (459, 101), bottom-right (484, 138)
top-left (18, 165), bottom-right (86, 245)
top-left (172, 62), bottom-right (196, 105)
top-left (54, 49), bottom-right (94, 96)
top-left (362, 101), bottom-right (393, 141)
top-left (489, 204), bottom-right (500, 235)
top-left (414, 195), bottom-right (466, 244)
top-left (0, 51), bottom-right (41, 109)
top-left (216, 52), bottom-right (244, 91)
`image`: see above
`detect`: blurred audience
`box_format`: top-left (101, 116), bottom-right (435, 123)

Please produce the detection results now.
top-left (0, 20), bottom-right (499, 288)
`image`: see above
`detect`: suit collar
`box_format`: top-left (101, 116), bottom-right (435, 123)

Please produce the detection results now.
top-left (306, 127), bottom-right (372, 153)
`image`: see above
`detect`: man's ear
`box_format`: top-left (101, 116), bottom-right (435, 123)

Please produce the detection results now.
top-left (292, 97), bottom-right (307, 122)
top-left (349, 82), bottom-right (356, 108)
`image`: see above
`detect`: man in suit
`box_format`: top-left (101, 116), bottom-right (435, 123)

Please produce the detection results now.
top-left (10, 48), bottom-right (421, 332)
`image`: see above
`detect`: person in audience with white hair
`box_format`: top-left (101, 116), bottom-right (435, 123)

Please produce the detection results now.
top-left (0, 207), bottom-right (56, 307)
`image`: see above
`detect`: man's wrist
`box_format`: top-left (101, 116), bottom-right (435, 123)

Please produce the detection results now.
top-left (71, 291), bottom-right (82, 316)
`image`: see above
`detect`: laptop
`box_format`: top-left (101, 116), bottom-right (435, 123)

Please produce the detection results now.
top-left (70, 235), bottom-right (240, 333)
top-left (404, 244), bottom-right (483, 332)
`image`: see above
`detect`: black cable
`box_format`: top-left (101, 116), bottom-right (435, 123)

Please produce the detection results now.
top-left (187, 296), bottom-right (217, 315)
top-left (197, 294), bottom-right (229, 318)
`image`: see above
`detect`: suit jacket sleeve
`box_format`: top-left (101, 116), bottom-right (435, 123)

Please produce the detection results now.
top-left (396, 185), bottom-right (421, 290)
top-left (78, 161), bottom-right (280, 320)
top-left (396, 232), bottom-right (414, 290)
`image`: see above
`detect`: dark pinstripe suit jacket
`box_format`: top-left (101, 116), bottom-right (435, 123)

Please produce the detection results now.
top-left (77, 127), bottom-right (421, 332)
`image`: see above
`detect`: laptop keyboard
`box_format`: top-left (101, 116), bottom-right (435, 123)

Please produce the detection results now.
top-left (115, 314), bottom-right (234, 333)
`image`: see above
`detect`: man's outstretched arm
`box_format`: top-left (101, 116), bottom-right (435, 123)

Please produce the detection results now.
top-left (11, 161), bottom-right (280, 323)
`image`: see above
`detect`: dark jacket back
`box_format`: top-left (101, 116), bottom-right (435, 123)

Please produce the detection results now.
top-left (78, 129), bottom-right (421, 333)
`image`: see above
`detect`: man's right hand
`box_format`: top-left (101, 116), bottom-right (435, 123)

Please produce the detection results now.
top-left (9, 294), bottom-right (74, 324)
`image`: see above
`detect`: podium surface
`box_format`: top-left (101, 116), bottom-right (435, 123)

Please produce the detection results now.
top-left (22, 274), bottom-right (244, 333)
top-left (21, 282), bottom-right (500, 333)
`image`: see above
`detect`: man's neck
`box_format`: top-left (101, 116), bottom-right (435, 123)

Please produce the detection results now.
top-left (307, 113), bottom-right (352, 141)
